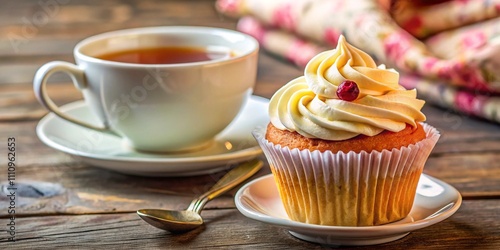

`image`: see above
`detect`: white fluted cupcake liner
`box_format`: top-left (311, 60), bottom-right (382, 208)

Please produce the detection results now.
top-left (253, 123), bottom-right (440, 226)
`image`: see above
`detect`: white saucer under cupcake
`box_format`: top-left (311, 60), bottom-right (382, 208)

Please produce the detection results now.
top-left (235, 174), bottom-right (462, 246)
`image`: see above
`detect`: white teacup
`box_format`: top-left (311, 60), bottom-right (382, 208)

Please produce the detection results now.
top-left (33, 26), bottom-right (259, 153)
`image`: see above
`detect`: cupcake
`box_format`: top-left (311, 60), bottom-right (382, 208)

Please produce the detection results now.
top-left (254, 35), bottom-right (440, 226)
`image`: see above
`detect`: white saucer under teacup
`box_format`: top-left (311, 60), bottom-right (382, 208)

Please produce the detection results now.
top-left (36, 95), bottom-right (269, 176)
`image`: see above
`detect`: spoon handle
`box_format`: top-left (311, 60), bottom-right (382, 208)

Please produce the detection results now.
top-left (187, 159), bottom-right (263, 214)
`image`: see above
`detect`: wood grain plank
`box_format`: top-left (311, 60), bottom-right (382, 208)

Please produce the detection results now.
top-left (0, 127), bottom-right (271, 216)
top-left (0, 0), bottom-right (234, 57)
top-left (0, 83), bottom-right (82, 121)
top-left (0, 200), bottom-right (498, 249)
top-left (0, 141), bottom-right (498, 217)
top-left (1, 105), bottom-right (500, 216)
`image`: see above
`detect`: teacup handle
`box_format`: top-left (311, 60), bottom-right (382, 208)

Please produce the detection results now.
top-left (33, 61), bottom-right (113, 134)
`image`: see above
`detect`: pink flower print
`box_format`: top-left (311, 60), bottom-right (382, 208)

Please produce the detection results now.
top-left (271, 3), bottom-right (295, 31)
top-left (286, 40), bottom-right (313, 68)
top-left (331, 0), bottom-right (346, 12)
top-left (216, 0), bottom-right (241, 15)
top-left (422, 57), bottom-right (439, 71)
top-left (451, 62), bottom-right (490, 91)
top-left (436, 63), bottom-right (453, 80)
top-left (462, 31), bottom-right (487, 50)
top-left (324, 28), bottom-right (341, 47)
top-left (454, 91), bottom-right (483, 115)
top-left (383, 32), bottom-right (413, 67)
top-left (401, 16), bottom-right (423, 36)
top-left (456, 0), bottom-right (470, 5)
top-left (399, 75), bottom-right (420, 89)
top-left (237, 17), bottom-right (266, 43)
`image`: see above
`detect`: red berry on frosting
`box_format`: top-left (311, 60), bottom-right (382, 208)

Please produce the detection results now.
top-left (336, 80), bottom-right (359, 101)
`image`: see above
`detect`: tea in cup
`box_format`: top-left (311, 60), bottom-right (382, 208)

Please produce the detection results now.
top-left (33, 26), bottom-right (259, 153)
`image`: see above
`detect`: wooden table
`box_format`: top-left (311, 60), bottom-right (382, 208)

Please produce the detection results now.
top-left (0, 0), bottom-right (499, 249)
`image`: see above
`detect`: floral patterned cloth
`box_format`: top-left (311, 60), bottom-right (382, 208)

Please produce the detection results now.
top-left (216, 0), bottom-right (500, 123)
top-left (391, 0), bottom-right (500, 39)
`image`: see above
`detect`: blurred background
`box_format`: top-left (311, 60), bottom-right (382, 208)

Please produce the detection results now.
top-left (0, 0), bottom-right (299, 121)
top-left (2, 0), bottom-right (500, 124)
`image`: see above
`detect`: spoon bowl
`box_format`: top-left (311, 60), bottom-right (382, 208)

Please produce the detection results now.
top-left (137, 209), bottom-right (203, 233)
top-left (137, 159), bottom-right (263, 233)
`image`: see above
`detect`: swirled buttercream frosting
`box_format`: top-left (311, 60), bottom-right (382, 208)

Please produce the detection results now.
top-left (269, 35), bottom-right (426, 141)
